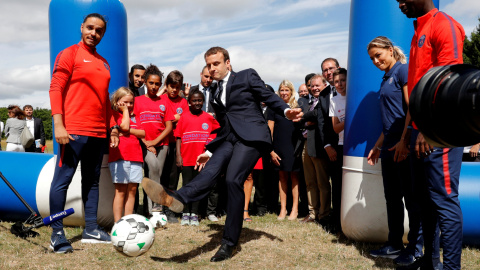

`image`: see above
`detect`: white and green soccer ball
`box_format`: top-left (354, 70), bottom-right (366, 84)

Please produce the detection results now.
top-left (149, 212), bottom-right (168, 228)
top-left (111, 214), bottom-right (155, 257)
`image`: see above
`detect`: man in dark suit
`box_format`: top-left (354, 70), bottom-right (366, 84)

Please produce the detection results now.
top-left (143, 46), bottom-right (303, 262)
top-left (23, 105), bottom-right (46, 153)
top-left (189, 66), bottom-right (220, 222)
top-left (190, 66), bottom-right (215, 114)
top-left (299, 74), bottom-right (338, 225)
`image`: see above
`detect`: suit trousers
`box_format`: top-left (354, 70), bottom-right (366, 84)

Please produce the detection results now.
top-left (302, 140), bottom-right (331, 220)
top-left (176, 131), bottom-right (261, 246)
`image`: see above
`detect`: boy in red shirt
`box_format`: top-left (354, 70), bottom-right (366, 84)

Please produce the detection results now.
top-left (175, 90), bottom-right (220, 226)
top-left (158, 70), bottom-right (190, 223)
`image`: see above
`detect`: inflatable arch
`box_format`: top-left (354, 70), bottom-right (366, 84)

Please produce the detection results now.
top-left (0, 0), bottom-right (478, 245)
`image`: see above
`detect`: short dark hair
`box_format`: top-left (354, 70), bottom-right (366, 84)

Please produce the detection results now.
top-left (129, 64), bottom-right (145, 75)
top-left (305, 73), bottom-right (316, 85)
top-left (321, 58), bottom-right (340, 70)
top-left (23, 105), bottom-right (33, 110)
top-left (143, 64), bottom-right (164, 81)
top-left (333, 68), bottom-right (347, 77)
top-left (205, 47), bottom-right (230, 62)
top-left (83, 13), bottom-right (107, 31)
top-left (188, 90), bottom-right (205, 102)
top-left (165, 70), bottom-right (184, 86)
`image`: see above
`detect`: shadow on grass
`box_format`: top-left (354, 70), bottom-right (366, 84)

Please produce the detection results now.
top-left (150, 223), bottom-right (283, 263)
top-left (332, 234), bottom-right (397, 269)
top-left (0, 223), bottom-right (50, 253)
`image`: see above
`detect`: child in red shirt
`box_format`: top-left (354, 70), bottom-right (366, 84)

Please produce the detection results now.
top-left (174, 90), bottom-right (220, 226)
top-left (133, 64), bottom-right (174, 216)
top-left (109, 87), bottom-right (145, 222)
top-left (159, 71), bottom-right (189, 193)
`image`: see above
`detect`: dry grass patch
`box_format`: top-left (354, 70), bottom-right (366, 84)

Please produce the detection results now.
top-left (1, 215), bottom-right (479, 270)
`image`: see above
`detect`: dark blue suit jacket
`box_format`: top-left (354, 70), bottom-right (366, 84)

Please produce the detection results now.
top-left (207, 69), bottom-right (288, 152)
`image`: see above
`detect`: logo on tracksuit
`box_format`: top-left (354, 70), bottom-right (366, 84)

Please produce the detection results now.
top-left (159, 105), bottom-right (166, 111)
top-left (418, 35), bottom-right (426, 48)
top-left (202, 123), bottom-right (209, 130)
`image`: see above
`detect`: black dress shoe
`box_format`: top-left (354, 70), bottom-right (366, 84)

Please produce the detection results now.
top-left (210, 243), bottom-right (237, 262)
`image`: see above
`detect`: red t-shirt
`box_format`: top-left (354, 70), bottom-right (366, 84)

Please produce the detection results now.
top-left (49, 42), bottom-right (111, 137)
top-left (164, 95), bottom-right (189, 144)
top-left (108, 111), bottom-right (144, 163)
top-left (174, 111), bottom-right (220, 166)
top-left (407, 9), bottom-right (465, 129)
top-left (134, 95), bottom-right (174, 146)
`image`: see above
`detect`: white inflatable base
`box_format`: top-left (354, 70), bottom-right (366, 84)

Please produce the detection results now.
top-left (341, 155), bottom-right (409, 243)
top-left (36, 155), bottom-right (115, 228)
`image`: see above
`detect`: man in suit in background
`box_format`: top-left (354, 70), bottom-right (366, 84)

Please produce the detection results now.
top-left (23, 105), bottom-right (46, 153)
top-left (299, 74), bottom-right (338, 225)
top-left (190, 66), bottom-right (215, 114)
top-left (143, 46), bottom-right (303, 262)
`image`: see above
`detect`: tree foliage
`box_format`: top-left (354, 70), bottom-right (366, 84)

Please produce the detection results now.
top-left (463, 18), bottom-right (480, 67)
top-left (0, 107), bottom-right (52, 140)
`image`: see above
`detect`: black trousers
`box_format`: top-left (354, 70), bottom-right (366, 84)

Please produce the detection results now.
top-left (176, 131), bottom-right (261, 246)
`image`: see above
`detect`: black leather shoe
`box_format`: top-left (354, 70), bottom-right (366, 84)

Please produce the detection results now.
top-left (210, 243), bottom-right (237, 262)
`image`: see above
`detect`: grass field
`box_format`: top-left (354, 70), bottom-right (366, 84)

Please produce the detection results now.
top-left (1, 213), bottom-right (480, 269)
top-left (0, 139), bottom-right (54, 153)
top-left (0, 141), bottom-right (479, 269)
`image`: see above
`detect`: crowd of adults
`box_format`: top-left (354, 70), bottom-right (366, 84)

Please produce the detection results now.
top-left (0, 0), bottom-right (470, 268)
top-left (1, 105), bottom-right (46, 152)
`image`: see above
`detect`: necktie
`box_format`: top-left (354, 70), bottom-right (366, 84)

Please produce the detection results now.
top-left (216, 80), bottom-right (224, 106)
top-left (303, 97), bottom-right (318, 138)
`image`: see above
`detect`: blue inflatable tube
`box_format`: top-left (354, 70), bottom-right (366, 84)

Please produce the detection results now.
top-left (0, 152), bottom-right (54, 220)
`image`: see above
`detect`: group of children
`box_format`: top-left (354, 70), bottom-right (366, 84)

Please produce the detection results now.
top-left (108, 64), bottom-right (219, 226)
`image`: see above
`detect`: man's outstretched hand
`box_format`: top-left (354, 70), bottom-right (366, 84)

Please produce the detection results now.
top-left (286, 108), bottom-right (303, 122)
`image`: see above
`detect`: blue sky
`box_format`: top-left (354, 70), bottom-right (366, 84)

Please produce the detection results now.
top-left (0, 0), bottom-right (478, 109)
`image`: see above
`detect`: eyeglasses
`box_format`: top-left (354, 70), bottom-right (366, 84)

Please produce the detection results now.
top-left (322, 67), bottom-right (336, 73)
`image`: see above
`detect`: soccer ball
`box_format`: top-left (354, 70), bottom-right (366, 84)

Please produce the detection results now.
top-left (149, 212), bottom-right (168, 228)
top-left (111, 214), bottom-right (155, 257)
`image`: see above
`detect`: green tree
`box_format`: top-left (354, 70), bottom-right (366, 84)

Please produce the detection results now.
top-left (33, 107), bottom-right (53, 140)
top-left (463, 18), bottom-right (480, 67)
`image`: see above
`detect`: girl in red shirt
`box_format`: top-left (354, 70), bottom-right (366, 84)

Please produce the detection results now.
top-left (133, 64), bottom-right (174, 216)
top-left (174, 91), bottom-right (220, 226)
top-left (109, 87), bottom-right (145, 222)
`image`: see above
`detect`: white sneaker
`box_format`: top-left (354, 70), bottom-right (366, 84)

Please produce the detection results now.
top-left (207, 214), bottom-right (219, 222)
top-left (181, 213), bottom-right (191, 226)
top-left (190, 214), bottom-right (199, 226)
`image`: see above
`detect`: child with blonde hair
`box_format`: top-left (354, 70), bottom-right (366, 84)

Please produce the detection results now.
top-left (109, 87), bottom-right (145, 222)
